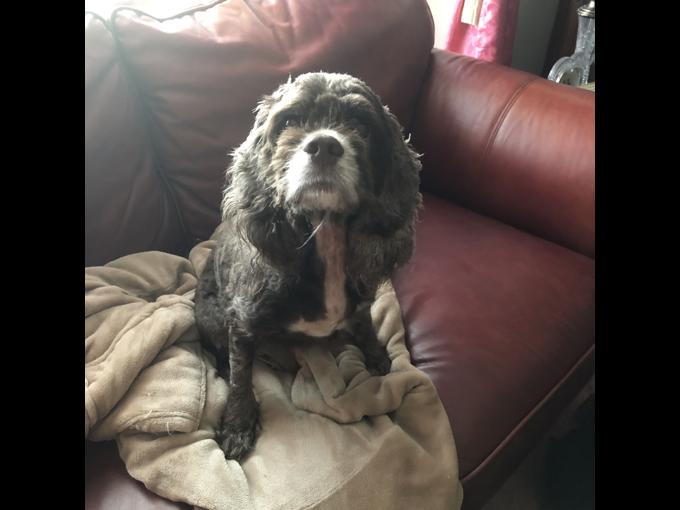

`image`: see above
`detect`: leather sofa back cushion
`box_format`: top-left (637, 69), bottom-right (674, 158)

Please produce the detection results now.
top-left (86, 13), bottom-right (188, 267)
top-left (102, 0), bottom-right (433, 249)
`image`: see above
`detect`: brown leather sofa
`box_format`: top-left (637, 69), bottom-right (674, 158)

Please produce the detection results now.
top-left (85, 1), bottom-right (595, 509)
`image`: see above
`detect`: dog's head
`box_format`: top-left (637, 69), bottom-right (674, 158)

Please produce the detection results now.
top-left (223, 72), bottom-right (422, 295)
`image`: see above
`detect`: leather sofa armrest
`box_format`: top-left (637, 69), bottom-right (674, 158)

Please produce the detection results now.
top-left (411, 49), bottom-right (594, 258)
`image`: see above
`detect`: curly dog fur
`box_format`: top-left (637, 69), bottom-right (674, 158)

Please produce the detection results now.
top-left (194, 72), bottom-right (422, 460)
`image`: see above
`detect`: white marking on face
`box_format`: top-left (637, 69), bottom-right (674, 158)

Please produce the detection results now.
top-left (285, 129), bottom-right (359, 212)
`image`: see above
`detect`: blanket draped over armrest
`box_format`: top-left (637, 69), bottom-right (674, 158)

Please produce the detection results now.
top-left (85, 238), bottom-right (463, 510)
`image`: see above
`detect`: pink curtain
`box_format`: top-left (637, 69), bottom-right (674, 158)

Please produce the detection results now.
top-left (445, 0), bottom-right (520, 66)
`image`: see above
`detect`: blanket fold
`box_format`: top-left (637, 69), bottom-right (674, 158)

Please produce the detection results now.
top-left (85, 239), bottom-right (463, 510)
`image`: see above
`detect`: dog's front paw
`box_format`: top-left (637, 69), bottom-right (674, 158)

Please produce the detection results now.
top-left (375, 354), bottom-right (392, 376)
top-left (218, 402), bottom-right (259, 461)
top-left (366, 348), bottom-right (392, 376)
top-left (220, 425), bottom-right (258, 461)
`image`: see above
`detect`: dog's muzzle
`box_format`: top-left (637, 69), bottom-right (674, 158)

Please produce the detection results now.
top-left (285, 129), bottom-right (359, 213)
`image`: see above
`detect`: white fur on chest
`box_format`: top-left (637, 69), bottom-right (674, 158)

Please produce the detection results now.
top-left (288, 222), bottom-right (348, 338)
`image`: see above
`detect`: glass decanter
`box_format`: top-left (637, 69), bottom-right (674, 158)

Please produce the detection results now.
top-left (548, 1), bottom-right (595, 86)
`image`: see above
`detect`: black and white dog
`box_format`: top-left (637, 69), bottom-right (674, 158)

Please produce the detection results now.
top-left (195, 72), bottom-right (422, 460)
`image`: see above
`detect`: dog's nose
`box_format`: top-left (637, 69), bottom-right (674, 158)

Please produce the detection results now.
top-left (304, 134), bottom-right (344, 165)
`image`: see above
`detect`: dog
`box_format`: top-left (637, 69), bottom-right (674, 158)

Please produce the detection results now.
top-left (194, 72), bottom-right (422, 460)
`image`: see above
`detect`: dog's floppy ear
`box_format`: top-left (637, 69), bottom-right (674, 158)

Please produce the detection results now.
top-left (220, 83), bottom-right (305, 270)
top-left (347, 104), bottom-right (422, 299)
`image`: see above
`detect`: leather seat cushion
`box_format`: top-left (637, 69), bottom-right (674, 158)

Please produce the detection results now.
top-left (392, 192), bottom-right (595, 482)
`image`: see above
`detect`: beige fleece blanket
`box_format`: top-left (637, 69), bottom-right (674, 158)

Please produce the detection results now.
top-left (85, 236), bottom-right (463, 510)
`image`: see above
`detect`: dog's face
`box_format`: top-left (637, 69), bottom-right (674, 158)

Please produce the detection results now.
top-left (223, 72), bottom-right (422, 291)
top-left (267, 75), bottom-right (370, 215)
top-left (251, 73), bottom-right (402, 216)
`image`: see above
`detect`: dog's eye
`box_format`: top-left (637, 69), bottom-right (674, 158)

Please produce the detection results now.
top-left (284, 116), bottom-right (301, 128)
top-left (272, 115), bottom-right (302, 141)
top-left (354, 121), bottom-right (370, 138)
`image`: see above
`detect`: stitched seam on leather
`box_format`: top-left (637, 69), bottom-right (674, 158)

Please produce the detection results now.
top-left (106, 1), bottom-right (234, 249)
top-left (85, 12), bottom-right (117, 92)
top-left (460, 343), bottom-right (594, 483)
top-left (107, 8), bottom-right (234, 255)
top-left (242, 0), bottom-right (275, 28)
top-left (402, 1), bottom-right (435, 132)
top-left (87, 12), bottom-right (176, 258)
top-left (406, 51), bottom-right (435, 134)
top-left (482, 76), bottom-right (538, 160)
top-left (109, 0), bottom-right (228, 23)
top-left (109, 18), bottom-right (190, 251)
top-left (420, 0), bottom-right (436, 49)
top-left (85, 11), bottom-right (111, 30)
